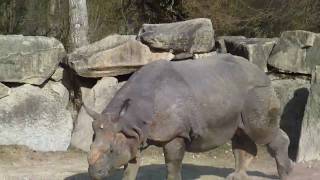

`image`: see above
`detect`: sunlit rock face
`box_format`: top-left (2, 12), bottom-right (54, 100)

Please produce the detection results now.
top-left (68, 38), bottom-right (173, 78)
top-left (0, 35), bottom-right (66, 85)
top-left (268, 30), bottom-right (320, 74)
top-left (298, 66), bottom-right (320, 162)
top-left (138, 18), bottom-right (215, 54)
top-left (0, 83), bottom-right (72, 151)
top-left (71, 77), bottom-right (120, 152)
top-left (0, 82), bottom-right (10, 99)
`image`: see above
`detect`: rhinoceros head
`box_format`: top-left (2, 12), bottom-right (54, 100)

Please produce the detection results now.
top-left (84, 101), bottom-right (139, 179)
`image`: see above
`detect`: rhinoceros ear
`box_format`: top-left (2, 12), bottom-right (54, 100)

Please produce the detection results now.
top-left (83, 104), bottom-right (101, 121)
top-left (119, 99), bottom-right (131, 117)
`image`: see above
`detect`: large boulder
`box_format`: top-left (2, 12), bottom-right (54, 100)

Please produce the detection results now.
top-left (270, 75), bottom-right (310, 160)
top-left (67, 34), bottom-right (136, 64)
top-left (268, 30), bottom-right (320, 74)
top-left (71, 77), bottom-right (119, 152)
top-left (0, 35), bottom-right (66, 85)
top-left (68, 40), bottom-right (174, 77)
top-left (0, 82), bottom-right (72, 151)
top-left (0, 82), bottom-right (9, 99)
top-left (297, 67), bottom-right (320, 162)
top-left (225, 37), bottom-right (277, 71)
top-left (215, 36), bottom-right (246, 53)
top-left (138, 18), bottom-right (215, 54)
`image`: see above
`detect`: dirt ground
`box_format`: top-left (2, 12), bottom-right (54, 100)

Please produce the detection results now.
top-left (0, 145), bottom-right (320, 180)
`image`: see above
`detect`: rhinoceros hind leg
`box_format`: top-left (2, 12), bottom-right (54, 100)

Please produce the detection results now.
top-left (267, 129), bottom-right (293, 180)
top-left (227, 129), bottom-right (257, 180)
top-left (163, 137), bottom-right (186, 180)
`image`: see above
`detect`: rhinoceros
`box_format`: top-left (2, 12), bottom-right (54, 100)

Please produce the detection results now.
top-left (85, 54), bottom-right (293, 180)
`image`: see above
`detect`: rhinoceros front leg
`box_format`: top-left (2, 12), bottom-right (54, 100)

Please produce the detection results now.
top-left (227, 129), bottom-right (257, 180)
top-left (123, 151), bottom-right (141, 180)
top-left (163, 137), bottom-right (185, 180)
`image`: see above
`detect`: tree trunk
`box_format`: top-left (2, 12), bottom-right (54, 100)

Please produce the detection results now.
top-left (69, 0), bottom-right (89, 50)
top-left (8, 0), bottom-right (17, 33)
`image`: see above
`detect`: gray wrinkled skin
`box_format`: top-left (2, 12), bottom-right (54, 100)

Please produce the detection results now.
top-left (86, 54), bottom-right (293, 180)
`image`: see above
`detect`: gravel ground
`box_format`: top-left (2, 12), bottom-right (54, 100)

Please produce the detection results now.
top-left (0, 145), bottom-right (319, 180)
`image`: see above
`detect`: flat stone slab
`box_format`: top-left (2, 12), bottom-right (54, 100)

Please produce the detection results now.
top-left (68, 40), bottom-right (174, 77)
top-left (0, 35), bottom-right (66, 85)
top-left (67, 34), bottom-right (136, 64)
top-left (268, 30), bottom-right (320, 74)
top-left (138, 18), bottom-right (215, 54)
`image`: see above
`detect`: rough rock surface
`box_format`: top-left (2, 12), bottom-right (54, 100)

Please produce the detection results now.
top-left (70, 107), bottom-right (94, 152)
top-left (311, 66), bottom-right (320, 84)
top-left (215, 36), bottom-right (246, 53)
top-left (225, 38), bottom-right (278, 71)
top-left (0, 82), bottom-right (10, 99)
top-left (193, 51), bottom-right (217, 59)
top-left (297, 67), bottom-right (320, 162)
top-left (138, 18), bottom-right (214, 54)
top-left (270, 75), bottom-right (310, 160)
top-left (50, 67), bottom-right (64, 82)
top-left (43, 81), bottom-right (70, 108)
top-left (268, 30), bottom-right (320, 74)
top-left (0, 83), bottom-right (72, 151)
top-left (71, 77), bottom-right (119, 152)
top-left (68, 40), bottom-right (174, 77)
top-left (0, 35), bottom-right (66, 85)
top-left (67, 34), bottom-right (136, 64)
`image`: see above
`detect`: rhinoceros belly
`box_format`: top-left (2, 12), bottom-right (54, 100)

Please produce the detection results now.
top-left (185, 112), bottom-right (240, 152)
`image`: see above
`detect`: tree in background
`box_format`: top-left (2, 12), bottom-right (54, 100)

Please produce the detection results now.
top-left (0, 0), bottom-right (69, 47)
top-left (0, 0), bottom-right (319, 43)
top-left (181, 0), bottom-right (320, 37)
top-left (69, 0), bottom-right (89, 50)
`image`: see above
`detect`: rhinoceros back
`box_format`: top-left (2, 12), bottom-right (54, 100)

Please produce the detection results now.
top-left (105, 55), bottom-right (272, 149)
top-left (165, 54), bottom-right (272, 149)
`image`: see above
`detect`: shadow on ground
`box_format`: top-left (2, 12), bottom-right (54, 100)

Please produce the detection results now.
top-left (65, 164), bottom-right (278, 180)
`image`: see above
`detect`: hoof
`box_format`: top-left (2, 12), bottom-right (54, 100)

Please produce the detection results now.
top-left (279, 160), bottom-right (295, 180)
top-left (226, 172), bottom-right (251, 180)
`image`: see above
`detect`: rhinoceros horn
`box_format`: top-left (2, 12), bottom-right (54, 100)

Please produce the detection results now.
top-left (83, 104), bottom-right (102, 121)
